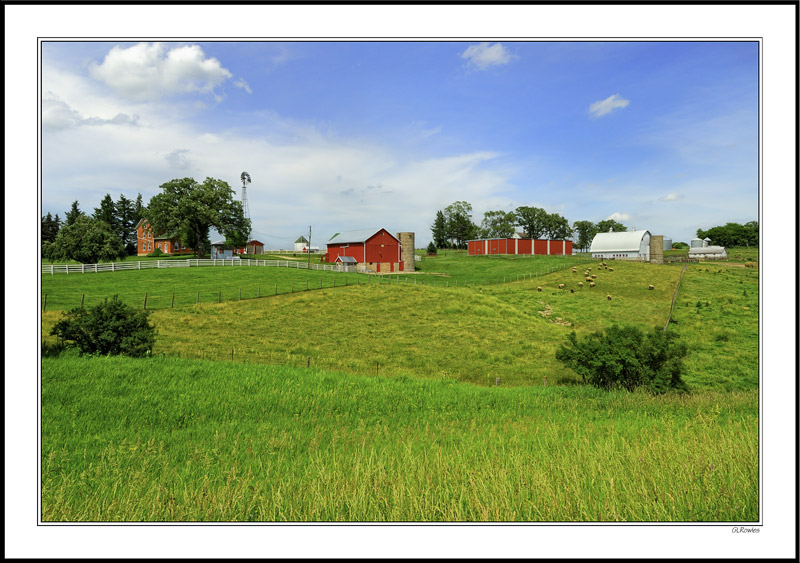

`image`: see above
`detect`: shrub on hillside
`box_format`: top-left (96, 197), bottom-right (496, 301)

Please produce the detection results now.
top-left (147, 248), bottom-right (164, 257)
top-left (50, 300), bottom-right (156, 357)
top-left (426, 242), bottom-right (437, 255)
top-left (555, 325), bottom-right (688, 394)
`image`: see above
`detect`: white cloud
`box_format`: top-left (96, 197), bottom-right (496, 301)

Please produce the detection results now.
top-left (659, 192), bottom-right (683, 202)
top-left (607, 212), bottom-right (630, 222)
top-left (460, 42), bottom-right (515, 70)
top-left (42, 96), bottom-right (138, 131)
top-left (233, 78), bottom-right (252, 94)
top-left (165, 149), bottom-right (192, 170)
top-left (588, 93), bottom-right (630, 118)
top-left (88, 43), bottom-right (233, 101)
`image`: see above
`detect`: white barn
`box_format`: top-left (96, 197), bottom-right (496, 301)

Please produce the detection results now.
top-left (590, 230), bottom-right (652, 261)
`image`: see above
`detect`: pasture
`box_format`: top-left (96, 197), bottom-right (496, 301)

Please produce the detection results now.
top-left (41, 355), bottom-right (758, 522)
top-left (39, 252), bottom-right (760, 521)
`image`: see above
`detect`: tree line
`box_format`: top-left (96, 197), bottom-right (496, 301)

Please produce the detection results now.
top-left (696, 221), bottom-right (758, 248)
top-left (42, 176), bottom-right (250, 263)
top-left (429, 201), bottom-right (628, 251)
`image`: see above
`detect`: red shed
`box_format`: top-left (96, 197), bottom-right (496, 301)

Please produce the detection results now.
top-left (326, 228), bottom-right (404, 273)
top-left (467, 237), bottom-right (573, 256)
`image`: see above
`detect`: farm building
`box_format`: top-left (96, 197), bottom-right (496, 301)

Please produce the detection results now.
top-left (688, 237), bottom-right (727, 260)
top-left (233, 240), bottom-right (265, 255)
top-left (326, 228), bottom-right (405, 273)
top-left (590, 229), bottom-right (652, 261)
top-left (135, 219), bottom-right (194, 256)
top-left (467, 237), bottom-right (573, 256)
top-left (210, 240), bottom-right (236, 259)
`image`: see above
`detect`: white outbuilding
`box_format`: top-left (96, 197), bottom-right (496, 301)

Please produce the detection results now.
top-left (590, 229), bottom-right (652, 261)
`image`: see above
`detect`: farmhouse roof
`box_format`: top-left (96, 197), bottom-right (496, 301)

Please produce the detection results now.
top-left (335, 255), bottom-right (358, 264)
top-left (328, 228), bottom-right (396, 245)
top-left (590, 230), bottom-right (651, 253)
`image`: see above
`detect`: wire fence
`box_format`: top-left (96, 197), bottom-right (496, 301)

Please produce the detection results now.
top-left (41, 260), bottom-right (589, 312)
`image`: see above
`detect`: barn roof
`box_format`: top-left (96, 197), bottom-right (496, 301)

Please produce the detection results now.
top-left (335, 255), bottom-right (358, 264)
top-left (590, 230), bottom-right (651, 253)
top-left (295, 236), bottom-right (309, 244)
top-left (328, 228), bottom-right (396, 244)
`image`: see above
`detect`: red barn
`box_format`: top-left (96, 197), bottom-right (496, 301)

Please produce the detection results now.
top-left (467, 237), bottom-right (573, 256)
top-left (326, 228), bottom-right (404, 273)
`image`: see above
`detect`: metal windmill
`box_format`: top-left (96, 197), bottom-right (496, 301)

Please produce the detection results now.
top-left (240, 171), bottom-right (251, 239)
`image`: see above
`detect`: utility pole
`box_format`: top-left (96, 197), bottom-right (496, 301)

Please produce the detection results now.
top-left (307, 225), bottom-right (312, 268)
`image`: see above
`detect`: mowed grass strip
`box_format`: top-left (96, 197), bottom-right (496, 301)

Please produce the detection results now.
top-left (40, 265), bottom-right (374, 311)
top-left (41, 355), bottom-right (758, 522)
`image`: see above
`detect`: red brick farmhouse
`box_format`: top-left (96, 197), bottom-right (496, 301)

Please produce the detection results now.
top-left (135, 219), bottom-right (194, 256)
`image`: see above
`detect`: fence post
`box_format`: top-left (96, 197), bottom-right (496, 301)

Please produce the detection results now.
top-left (306, 280), bottom-right (309, 291)
top-left (138, 262), bottom-right (141, 270)
top-left (42, 294), bottom-right (47, 311)
top-left (143, 293), bottom-right (147, 310)
top-left (196, 291), bottom-right (199, 304)
top-left (239, 288), bottom-right (241, 301)
top-left (81, 294), bottom-right (85, 308)
top-left (291, 282), bottom-right (294, 293)
top-left (51, 265), bottom-right (54, 275)
top-left (258, 286), bottom-right (261, 298)
top-left (218, 291), bottom-right (221, 303)
top-left (82, 264), bottom-right (85, 273)
top-left (114, 294), bottom-right (118, 303)
top-left (111, 263), bottom-right (114, 272)
top-left (275, 284), bottom-right (278, 295)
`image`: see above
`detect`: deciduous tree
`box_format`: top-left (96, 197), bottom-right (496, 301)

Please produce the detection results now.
top-left (147, 177), bottom-right (250, 259)
top-left (572, 220), bottom-right (598, 251)
top-left (596, 219), bottom-right (627, 233)
top-left (480, 210), bottom-right (516, 239)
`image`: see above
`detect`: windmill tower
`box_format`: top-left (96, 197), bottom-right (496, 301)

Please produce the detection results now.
top-left (240, 171), bottom-right (251, 239)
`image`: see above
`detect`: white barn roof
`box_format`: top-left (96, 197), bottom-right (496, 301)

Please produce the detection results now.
top-left (590, 230), bottom-right (651, 253)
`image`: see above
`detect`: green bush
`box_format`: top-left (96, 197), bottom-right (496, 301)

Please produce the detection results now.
top-left (426, 242), bottom-right (437, 255)
top-left (555, 325), bottom-right (688, 394)
top-left (50, 300), bottom-right (156, 357)
top-left (147, 248), bottom-right (164, 257)
top-left (672, 242), bottom-right (689, 249)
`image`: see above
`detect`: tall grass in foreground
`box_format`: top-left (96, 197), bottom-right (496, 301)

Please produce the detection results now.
top-left (42, 356), bottom-right (758, 522)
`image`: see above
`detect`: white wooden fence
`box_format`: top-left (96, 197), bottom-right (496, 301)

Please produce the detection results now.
top-left (42, 258), bottom-right (357, 275)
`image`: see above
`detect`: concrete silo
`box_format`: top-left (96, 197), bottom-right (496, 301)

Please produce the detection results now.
top-left (397, 232), bottom-right (415, 272)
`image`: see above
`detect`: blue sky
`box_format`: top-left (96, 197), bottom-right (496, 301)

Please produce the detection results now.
top-left (41, 40), bottom-right (759, 248)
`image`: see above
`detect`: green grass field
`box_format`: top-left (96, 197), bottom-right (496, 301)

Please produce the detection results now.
top-left (41, 356), bottom-right (758, 522)
top-left (40, 251), bottom-right (760, 521)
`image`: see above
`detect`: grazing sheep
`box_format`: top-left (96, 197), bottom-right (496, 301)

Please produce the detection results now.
top-left (570, 288), bottom-right (574, 293)
top-left (607, 295), bottom-right (612, 300)
top-left (589, 282), bottom-right (596, 287)
top-left (578, 282), bottom-right (584, 287)
top-left (558, 283), bottom-right (565, 289)
top-left (537, 286), bottom-right (542, 292)
top-left (585, 277), bottom-right (592, 282)
top-left (609, 267), bottom-right (614, 272)
top-left (648, 285), bottom-right (654, 290)
top-left (591, 275), bottom-right (597, 279)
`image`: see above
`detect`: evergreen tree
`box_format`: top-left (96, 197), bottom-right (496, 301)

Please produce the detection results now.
top-left (46, 215), bottom-right (126, 263)
top-left (115, 194), bottom-right (137, 255)
top-left (64, 200), bottom-right (83, 226)
top-left (443, 201), bottom-right (478, 249)
top-left (133, 193), bottom-right (145, 225)
top-left (431, 210), bottom-right (448, 249)
top-left (93, 194), bottom-right (117, 231)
